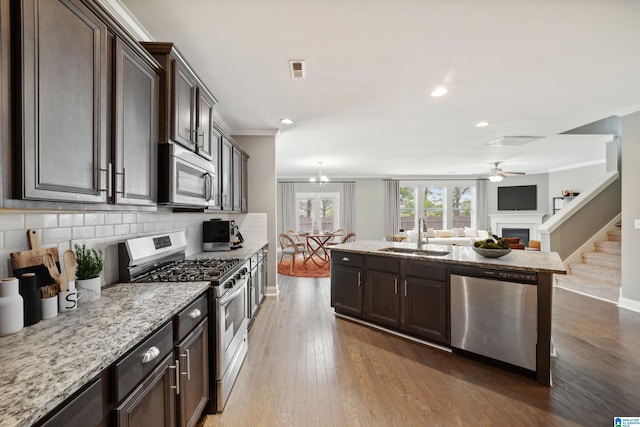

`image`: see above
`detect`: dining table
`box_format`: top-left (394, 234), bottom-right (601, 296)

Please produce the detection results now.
top-left (298, 231), bottom-right (343, 267)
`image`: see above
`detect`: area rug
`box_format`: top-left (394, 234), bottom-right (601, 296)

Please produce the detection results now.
top-left (277, 257), bottom-right (330, 278)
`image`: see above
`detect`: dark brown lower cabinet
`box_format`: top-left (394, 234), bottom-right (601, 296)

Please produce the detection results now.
top-left (331, 264), bottom-right (363, 317)
top-left (331, 253), bottom-right (450, 346)
top-left (115, 354), bottom-right (177, 427)
top-left (39, 378), bottom-right (102, 427)
top-left (176, 320), bottom-right (209, 427)
top-left (402, 276), bottom-right (449, 344)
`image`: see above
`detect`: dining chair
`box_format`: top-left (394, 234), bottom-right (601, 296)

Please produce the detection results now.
top-left (279, 233), bottom-right (308, 273)
top-left (329, 228), bottom-right (347, 244)
top-left (284, 228), bottom-right (306, 250)
top-left (341, 232), bottom-right (356, 243)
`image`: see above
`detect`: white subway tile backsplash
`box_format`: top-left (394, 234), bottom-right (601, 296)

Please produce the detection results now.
top-left (1, 210), bottom-right (269, 286)
top-left (42, 228), bottom-right (72, 245)
top-left (4, 230), bottom-right (29, 251)
top-left (72, 226), bottom-right (96, 239)
top-left (122, 213), bottom-right (136, 224)
top-left (84, 213), bottom-right (105, 226)
top-left (25, 213), bottom-right (57, 229)
top-left (58, 214), bottom-right (84, 227)
top-left (114, 224), bottom-right (129, 235)
top-left (0, 214), bottom-right (24, 230)
top-left (96, 225), bottom-right (115, 238)
top-left (105, 213), bottom-right (122, 225)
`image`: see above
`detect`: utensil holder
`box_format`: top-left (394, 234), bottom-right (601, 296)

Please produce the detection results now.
top-left (19, 273), bottom-right (41, 326)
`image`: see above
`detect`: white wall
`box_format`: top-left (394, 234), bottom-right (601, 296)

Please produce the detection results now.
top-left (233, 135), bottom-right (278, 294)
top-left (548, 163), bottom-right (607, 215)
top-left (620, 112), bottom-right (640, 309)
top-left (353, 179), bottom-right (385, 241)
top-left (486, 173), bottom-right (550, 223)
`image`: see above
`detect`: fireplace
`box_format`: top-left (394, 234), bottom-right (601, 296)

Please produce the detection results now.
top-left (489, 213), bottom-right (545, 245)
top-left (502, 228), bottom-right (530, 246)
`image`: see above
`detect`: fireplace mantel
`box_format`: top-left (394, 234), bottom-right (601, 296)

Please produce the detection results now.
top-left (489, 213), bottom-right (546, 240)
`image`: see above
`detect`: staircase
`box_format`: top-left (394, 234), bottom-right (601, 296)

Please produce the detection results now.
top-left (555, 229), bottom-right (621, 303)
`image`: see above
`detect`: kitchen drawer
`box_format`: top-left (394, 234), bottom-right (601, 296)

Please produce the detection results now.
top-left (405, 261), bottom-right (447, 282)
top-left (175, 292), bottom-right (208, 342)
top-left (332, 252), bottom-right (363, 268)
top-left (113, 321), bottom-right (173, 402)
top-left (365, 255), bottom-right (400, 274)
top-left (40, 378), bottom-right (102, 427)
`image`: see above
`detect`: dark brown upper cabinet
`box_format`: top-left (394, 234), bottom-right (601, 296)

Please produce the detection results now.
top-left (13, 0), bottom-right (109, 203)
top-left (112, 37), bottom-right (159, 206)
top-left (11, 0), bottom-right (160, 205)
top-left (140, 42), bottom-right (218, 160)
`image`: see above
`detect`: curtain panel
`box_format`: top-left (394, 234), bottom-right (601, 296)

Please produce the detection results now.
top-left (384, 179), bottom-right (399, 237)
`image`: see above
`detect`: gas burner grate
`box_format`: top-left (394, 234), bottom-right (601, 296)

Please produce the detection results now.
top-left (136, 258), bottom-right (242, 283)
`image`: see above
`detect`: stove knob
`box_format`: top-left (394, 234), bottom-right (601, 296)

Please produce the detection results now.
top-left (225, 279), bottom-right (235, 289)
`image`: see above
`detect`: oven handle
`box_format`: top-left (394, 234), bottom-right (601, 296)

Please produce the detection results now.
top-left (219, 278), bottom-right (247, 306)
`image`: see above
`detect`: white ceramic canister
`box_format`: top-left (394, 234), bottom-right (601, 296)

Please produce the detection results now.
top-left (0, 277), bottom-right (24, 335)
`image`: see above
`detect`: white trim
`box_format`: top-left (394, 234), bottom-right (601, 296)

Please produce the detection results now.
top-left (489, 213), bottom-right (545, 240)
top-left (562, 214), bottom-right (621, 268)
top-left (97, 0), bottom-right (154, 40)
top-left (618, 297), bottom-right (640, 314)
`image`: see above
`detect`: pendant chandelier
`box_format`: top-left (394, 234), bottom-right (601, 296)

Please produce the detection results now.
top-left (309, 161), bottom-right (329, 187)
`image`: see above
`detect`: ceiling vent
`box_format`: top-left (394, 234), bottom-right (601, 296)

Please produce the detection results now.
top-left (289, 60), bottom-right (306, 80)
top-left (487, 136), bottom-right (543, 147)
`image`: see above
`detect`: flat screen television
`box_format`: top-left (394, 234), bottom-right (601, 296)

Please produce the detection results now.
top-left (497, 185), bottom-right (537, 211)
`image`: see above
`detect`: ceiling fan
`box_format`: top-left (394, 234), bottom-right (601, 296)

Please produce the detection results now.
top-left (486, 162), bottom-right (525, 182)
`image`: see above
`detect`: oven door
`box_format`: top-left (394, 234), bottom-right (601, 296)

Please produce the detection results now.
top-left (216, 275), bottom-right (249, 383)
top-left (158, 143), bottom-right (215, 207)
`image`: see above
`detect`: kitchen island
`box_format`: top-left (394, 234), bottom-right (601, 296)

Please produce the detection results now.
top-left (329, 240), bottom-right (566, 386)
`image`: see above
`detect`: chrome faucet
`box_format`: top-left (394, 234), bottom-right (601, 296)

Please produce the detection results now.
top-left (417, 216), bottom-right (428, 245)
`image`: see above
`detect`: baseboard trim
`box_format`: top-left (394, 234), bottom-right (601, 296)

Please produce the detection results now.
top-left (265, 284), bottom-right (280, 296)
top-left (618, 296), bottom-right (640, 313)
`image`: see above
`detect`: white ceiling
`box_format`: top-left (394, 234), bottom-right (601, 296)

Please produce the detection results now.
top-left (116, 0), bottom-right (640, 179)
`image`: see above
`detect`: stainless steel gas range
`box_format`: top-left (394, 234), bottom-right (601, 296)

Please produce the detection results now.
top-left (119, 231), bottom-right (249, 413)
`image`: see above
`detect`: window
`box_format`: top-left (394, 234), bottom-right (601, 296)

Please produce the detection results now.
top-left (399, 181), bottom-right (476, 230)
top-left (423, 186), bottom-right (445, 229)
top-left (399, 187), bottom-right (416, 231)
top-left (452, 186), bottom-right (473, 228)
top-left (296, 192), bottom-right (340, 232)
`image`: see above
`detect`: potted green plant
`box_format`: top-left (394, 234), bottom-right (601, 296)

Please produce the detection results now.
top-left (74, 243), bottom-right (104, 302)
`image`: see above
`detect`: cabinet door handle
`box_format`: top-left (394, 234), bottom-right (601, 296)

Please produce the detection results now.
top-left (141, 346), bottom-right (160, 363)
top-left (357, 272), bottom-right (361, 287)
top-left (170, 359), bottom-right (180, 395)
top-left (99, 162), bottom-right (113, 197)
top-left (342, 257), bottom-right (349, 262)
top-left (189, 308), bottom-right (202, 319)
top-left (186, 349), bottom-right (191, 380)
top-left (404, 280), bottom-right (407, 297)
top-left (394, 278), bottom-right (398, 294)
top-left (115, 168), bottom-right (127, 198)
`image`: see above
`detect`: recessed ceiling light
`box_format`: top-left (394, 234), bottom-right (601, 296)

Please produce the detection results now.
top-left (280, 118), bottom-right (294, 125)
top-left (476, 121), bottom-right (490, 127)
top-left (431, 87), bottom-right (448, 97)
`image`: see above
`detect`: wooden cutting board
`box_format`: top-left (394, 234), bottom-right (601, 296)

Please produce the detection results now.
top-left (10, 229), bottom-right (60, 287)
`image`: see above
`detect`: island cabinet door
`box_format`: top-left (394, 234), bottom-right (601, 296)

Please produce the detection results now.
top-left (364, 269), bottom-right (400, 328)
top-left (401, 276), bottom-right (449, 344)
top-left (331, 264), bottom-right (363, 317)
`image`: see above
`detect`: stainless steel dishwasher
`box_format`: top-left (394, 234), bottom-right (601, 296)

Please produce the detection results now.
top-left (450, 265), bottom-right (538, 371)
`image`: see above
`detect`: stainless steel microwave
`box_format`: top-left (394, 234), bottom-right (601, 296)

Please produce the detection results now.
top-left (158, 143), bottom-right (216, 207)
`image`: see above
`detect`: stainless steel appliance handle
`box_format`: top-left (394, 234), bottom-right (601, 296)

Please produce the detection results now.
top-left (219, 279), bottom-right (247, 306)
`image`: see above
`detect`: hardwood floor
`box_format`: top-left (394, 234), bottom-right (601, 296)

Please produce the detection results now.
top-left (200, 274), bottom-right (640, 426)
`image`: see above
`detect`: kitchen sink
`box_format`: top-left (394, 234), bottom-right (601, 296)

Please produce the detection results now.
top-left (379, 247), bottom-right (450, 257)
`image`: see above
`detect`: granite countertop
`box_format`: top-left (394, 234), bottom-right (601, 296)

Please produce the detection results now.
top-left (191, 240), bottom-right (268, 261)
top-left (330, 240), bottom-right (566, 274)
top-left (0, 280), bottom-right (211, 427)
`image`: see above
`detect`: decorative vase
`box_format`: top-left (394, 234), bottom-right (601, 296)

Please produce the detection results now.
top-left (19, 273), bottom-right (42, 326)
top-left (0, 277), bottom-right (24, 335)
top-left (77, 276), bottom-right (102, 302)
